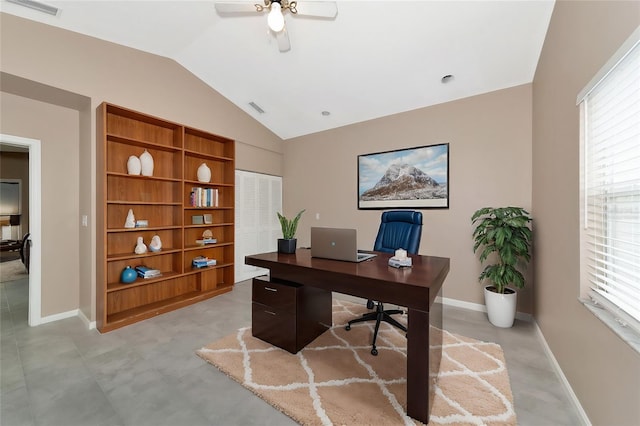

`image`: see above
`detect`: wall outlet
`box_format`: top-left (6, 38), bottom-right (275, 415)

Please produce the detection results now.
top-left (81, 215), bottom-right (88, 227)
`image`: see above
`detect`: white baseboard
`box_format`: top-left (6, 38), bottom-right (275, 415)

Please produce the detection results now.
top-left (39, 309), bottom-right (79, 324)
top-left (39, 308), bottom-right (96, 330)
top-left (534, 322), bottom-right (591, 426)
top-left (437, 296), bottom-right (533, 322)
top-left (78, 309), bottom-right (96, 330)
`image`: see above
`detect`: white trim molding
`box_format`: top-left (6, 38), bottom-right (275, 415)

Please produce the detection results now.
top-left (0, 133), bottom-right (42, 327)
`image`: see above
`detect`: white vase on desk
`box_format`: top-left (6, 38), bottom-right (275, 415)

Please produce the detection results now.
top-left (197, 163), bottom-right (211, 183)
top-left (139, 149), bottom-right (154, 176)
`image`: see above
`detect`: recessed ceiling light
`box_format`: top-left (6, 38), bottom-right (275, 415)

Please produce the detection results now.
top-left (441, 74), bottom-right (454, 84)
top-left (321, 111), bottom-right (331, 116)
top-left (6, 0), bottom-right (59, 16)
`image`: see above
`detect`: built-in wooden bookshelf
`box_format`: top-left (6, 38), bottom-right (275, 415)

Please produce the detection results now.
top-left (97, 103), bottom-right (235, 332)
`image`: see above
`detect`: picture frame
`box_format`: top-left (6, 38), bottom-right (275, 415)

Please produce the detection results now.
top-left (358, 143), bottom-right (449, 209)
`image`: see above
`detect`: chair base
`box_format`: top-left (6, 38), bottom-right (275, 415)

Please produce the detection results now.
top-left (345, 303), bottom-right (406, 355)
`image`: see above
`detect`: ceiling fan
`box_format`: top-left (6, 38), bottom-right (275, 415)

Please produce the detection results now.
top-left (214, 0), bottom-right (338, 52)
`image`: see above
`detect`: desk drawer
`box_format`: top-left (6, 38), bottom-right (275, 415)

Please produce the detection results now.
top-left (252, 302), bottom-right (296, 353)
top-left (252, 278), bottom-right (298, 312)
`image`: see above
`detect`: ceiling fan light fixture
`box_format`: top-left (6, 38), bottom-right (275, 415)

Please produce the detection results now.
top-left (267, 2), bottom-right (285, 32)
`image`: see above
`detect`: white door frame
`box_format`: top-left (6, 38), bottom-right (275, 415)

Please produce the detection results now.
top-left (1, 134), bottom-right (42, 326)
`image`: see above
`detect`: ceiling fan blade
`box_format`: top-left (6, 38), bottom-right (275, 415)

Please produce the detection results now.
top-left (275, 27), bottom-right (291, 52)
top-left (290, 1), bottom-right (337, 18)
top-left (214, 2), bottom-right (263, 14)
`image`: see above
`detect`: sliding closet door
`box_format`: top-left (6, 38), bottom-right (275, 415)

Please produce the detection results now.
top-left (235, 170), bottom-right (282, 282)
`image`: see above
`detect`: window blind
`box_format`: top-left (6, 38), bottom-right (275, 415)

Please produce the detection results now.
top-left (579, 32), bottom-right (640, 334)
top-left (235, 170), bottom-right (282, 282)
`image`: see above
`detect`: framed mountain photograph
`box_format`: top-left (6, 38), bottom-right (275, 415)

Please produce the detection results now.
top-left (358, 143), bottom-right (449, 209)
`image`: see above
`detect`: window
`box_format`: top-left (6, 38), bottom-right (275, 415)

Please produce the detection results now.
top-left (578, 26), bottom-right (640, 349)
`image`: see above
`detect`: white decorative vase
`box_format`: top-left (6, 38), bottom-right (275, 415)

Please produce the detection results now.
top-left (197, 163), bottom-right (211, 183)
top-left (126, 155), bottom-right (141, 175)
top-left (139, 149), bottom-right (154, 176)
top-left (484, 286), bottom-right (517, 328)
top-left (124, 209), bottom-right (136, 228)
top-left (149, 235), bottom-right (162, 252)
top-left (134, 236), bottom-right (147, 254)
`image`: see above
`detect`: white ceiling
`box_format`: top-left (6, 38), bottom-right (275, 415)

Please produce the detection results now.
top-left (1, 0), bottom-right (555, 140)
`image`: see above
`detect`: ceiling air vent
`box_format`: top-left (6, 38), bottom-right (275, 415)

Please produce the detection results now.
top-left (249, 102), bottom-right (265, 114)
top-left (7, 0), bottom-right (59, 16)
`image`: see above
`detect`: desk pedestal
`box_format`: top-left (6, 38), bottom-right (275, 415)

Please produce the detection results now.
top-left (252, 277), bottom-right (332, 354)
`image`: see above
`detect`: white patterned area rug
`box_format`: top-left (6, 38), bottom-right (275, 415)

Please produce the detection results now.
top-left (197, 299), bottom-right (516, 426)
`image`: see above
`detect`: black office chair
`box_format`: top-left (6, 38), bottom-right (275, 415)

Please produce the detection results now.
top-left (19, 233), bottom-right (30, 274)
top-left (346, 210), bottom-right (422, 355)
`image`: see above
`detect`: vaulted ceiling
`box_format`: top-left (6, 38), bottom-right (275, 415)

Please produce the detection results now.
top-left (2, 0), bottom-right (555, 139)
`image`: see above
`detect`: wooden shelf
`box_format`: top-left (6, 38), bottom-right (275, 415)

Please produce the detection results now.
top-left (107, 248), bottom-right (182, 262)
top-left (184, 243), bottom-right (233, 252)
top-left (102, 286), bottom-right (233, 332)
top-left (107, 226), bottom-right (181, 233)
top-left (107, 133), bottom-right (182, 152)
top-left (106, 271), bottom-right (183, 292)
top-left (97, 102), bottom-right (235, 333)
top-left (184, 149), bottom-right (234, 162)
top-left (107, 172), bottom-right (182, 183)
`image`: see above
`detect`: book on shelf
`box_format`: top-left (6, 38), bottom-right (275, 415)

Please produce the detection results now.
top-left (134, 265), bottom-right (162, 279)
top-left (192, 256), bottom-right (217, 268)
top-left (195, 238), bottom-right (217, 245)
top-left (189, 187), bottom-right (219, 208)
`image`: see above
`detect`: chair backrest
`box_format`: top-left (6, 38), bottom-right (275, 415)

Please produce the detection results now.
top-left (373, 210), bottom-right (422, 255)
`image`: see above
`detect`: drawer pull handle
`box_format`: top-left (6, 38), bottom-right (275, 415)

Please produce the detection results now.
top-left (264, 310), bottom-right (276, 315)
top-left (264, 287), bottom-right (278, 292)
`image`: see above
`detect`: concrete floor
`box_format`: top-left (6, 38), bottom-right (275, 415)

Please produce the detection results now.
top-left (1, 276), bottom-right (584, 426)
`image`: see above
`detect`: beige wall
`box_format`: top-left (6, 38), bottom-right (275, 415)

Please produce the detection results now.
top-left (286, 84), bottom-right (533, 313)
top-left (0, 12), bottom-right (284, 322)
top-left (533, 1), bottom-right (640, 424)
top-left (0, 93), bottom-right (80, 317)
top-left (0, 151), bottom-right (29, 237)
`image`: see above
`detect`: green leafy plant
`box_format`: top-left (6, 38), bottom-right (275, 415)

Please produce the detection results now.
top-left (471, 207), bottom-right (532, 294)
top-left (277, 209), bottom-right (305, 240)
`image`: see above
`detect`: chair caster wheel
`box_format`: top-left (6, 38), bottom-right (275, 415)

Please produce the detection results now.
top-left (345, 325), bottom-right (351, 331)
top-left (371, 348), bottom-right (378, 356)
top-left (366, 300), bottom-right (375, 309)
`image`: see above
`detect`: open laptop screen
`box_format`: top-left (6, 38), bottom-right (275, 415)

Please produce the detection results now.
top-left (310, 227), bottom-right (376, 263)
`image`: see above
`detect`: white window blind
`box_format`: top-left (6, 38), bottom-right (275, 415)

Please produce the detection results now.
top-left (235, 170), bottom-right (282, 282)
top-left (578, 28), bottom-right (640, 336)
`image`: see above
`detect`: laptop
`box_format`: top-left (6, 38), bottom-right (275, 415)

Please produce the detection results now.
top-left (310, 227), bottom-right (376, 263)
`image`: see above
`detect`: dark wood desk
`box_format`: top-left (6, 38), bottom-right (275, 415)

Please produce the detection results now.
top-left (245, 249), bottom-right (450, 423)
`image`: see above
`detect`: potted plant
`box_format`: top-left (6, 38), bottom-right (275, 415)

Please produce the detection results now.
top-left (471, 206), bottom-right (532, 327)
top-left (277, 209), bottom-right (305, 254)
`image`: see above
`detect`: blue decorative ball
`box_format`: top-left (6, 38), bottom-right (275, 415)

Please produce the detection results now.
top-left (120, 266), bottom-right (137, 284)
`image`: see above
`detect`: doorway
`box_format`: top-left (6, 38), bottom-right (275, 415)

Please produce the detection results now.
top-left (0, 134), bottom-right (42, 326)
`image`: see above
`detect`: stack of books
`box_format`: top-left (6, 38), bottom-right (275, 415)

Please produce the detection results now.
top-left (135, 265), bottom-right (162, 279)
top-left (195, 238), bottom-right (217, 246)
top-left (192, 256), bottom-right (217, 268)
top-left (190, 187), bottom-right (219, 207)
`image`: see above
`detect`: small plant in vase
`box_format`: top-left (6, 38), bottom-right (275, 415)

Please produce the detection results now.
top-left (277, 209), bottom-right (305, 254)
top-left (472, 206), bottom-right (532, 327)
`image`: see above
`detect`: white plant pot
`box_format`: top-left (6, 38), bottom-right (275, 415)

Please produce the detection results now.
top-left (484, 286), bottom-right (517, 328)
